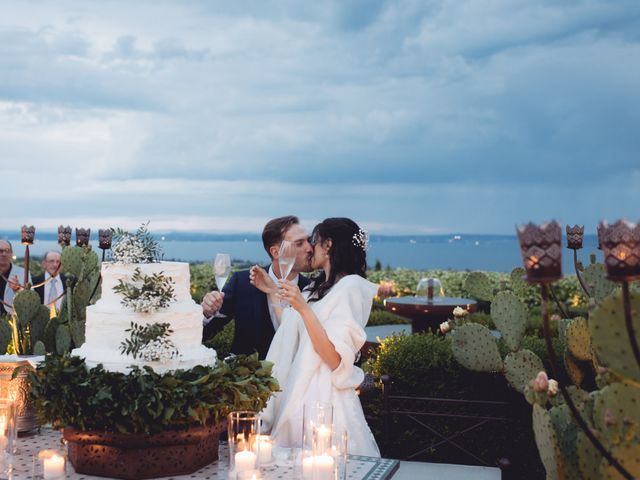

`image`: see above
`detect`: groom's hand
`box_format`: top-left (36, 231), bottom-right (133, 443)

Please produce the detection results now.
top-left (202, 291), bottom-right (224, 318)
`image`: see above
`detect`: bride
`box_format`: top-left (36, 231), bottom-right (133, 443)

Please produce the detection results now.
top-left (250, 217), bottom-right (380, 457)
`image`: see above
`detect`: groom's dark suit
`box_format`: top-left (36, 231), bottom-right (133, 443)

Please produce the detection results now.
top-left (202, 266), bottom-right (310, 359)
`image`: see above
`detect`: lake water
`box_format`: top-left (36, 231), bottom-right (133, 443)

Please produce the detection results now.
top-left (11, 234), bottom-right (600, 273)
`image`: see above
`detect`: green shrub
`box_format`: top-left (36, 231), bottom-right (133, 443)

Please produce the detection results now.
top-left (367, 309), bottom-right (409, 326)
top-left (204, 319), bottom-right (234, 359)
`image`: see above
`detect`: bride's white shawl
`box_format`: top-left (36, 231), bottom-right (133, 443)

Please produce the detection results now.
top-left (261, 275), bottom-right (379, 454)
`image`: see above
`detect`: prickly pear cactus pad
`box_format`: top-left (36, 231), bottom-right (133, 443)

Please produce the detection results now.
top-left (504, 349), bottom-right (544, 393)
top-left (600, 444), bottom-right (640, 479)
top-left (593, 383), bottom-right (640, 446)
top-left (451, 323), bottom-right (503, 372)
top-left (532, 404), bottom-right (564, 480)
top-left (566, 316), bottom-right (592, 361)
top-left (589, 290), bottom-right (640, 383)
top-left (509, 267), bottom-right (530, 299)
top-left (577, 431), bottom-right (602, 480)
top-left (463, 271), bottom-right (494, 302)
top-left (564, 351), bottom-right (585, 387)
top-left (550, 404), bottom-right (580, 478)
top-left (582, 263), bottom-right (616, 303)
top-left (491, 291), bottom-right (528, 351)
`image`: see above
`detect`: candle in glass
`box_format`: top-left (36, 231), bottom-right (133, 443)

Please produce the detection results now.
top-left (251, 434), bottom-right (272, 464)
top-left (44, 454), bottom-right (65, 479)
top-left (315, 425), bottom-right (332, 455)
top-left (234, 449), bottom-right (257, 473)
top-left (302, 455), bottom-right (334, 480)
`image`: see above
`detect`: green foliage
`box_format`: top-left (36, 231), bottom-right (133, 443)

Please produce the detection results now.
top-left (113, 268), bottom-right (175, 312)
top-left (367, 309), bottom-right (409, 326)
top-left (28, 353), bottom-right (278, 434)
top-left (119, 322), bottom-right (178, 360)
top-left (463, 271), bottom-right (495, 301)
top-left (111, 222), bottom-right (162, 264)
top-left (189, 263), bottom-right (216, 303)
top-left (203, 320), bottom-right (235, 359)
top-left (504, 349), bottom-right (544, 393)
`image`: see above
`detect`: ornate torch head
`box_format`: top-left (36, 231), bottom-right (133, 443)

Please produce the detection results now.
top-left (58, 225), bottom-right (72, 246)
top-left (76, 228), bottom-right (91, 247)
top-left (21, 225), bottom-right (35, 245)
top-left (565, 225), bottom-right (584, 250)
top-left (598, 219), bottom-right (640, 281)
top-left (98, 229), bottom-right (113, 249)
top-left (516, 221), bottom-right (562, 283)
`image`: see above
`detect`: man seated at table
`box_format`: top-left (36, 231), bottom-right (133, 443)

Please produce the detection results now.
top-left (33, 250), bottom-right (66, 314)
top-left (0, 240), bottom-right (31, 315)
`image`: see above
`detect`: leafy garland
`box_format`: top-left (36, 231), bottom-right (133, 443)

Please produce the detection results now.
top-left (27, 353), bottom-right (279, 434)
top-left (113, 268), bottom-right (175, 313)
top-left (111, 222), bottom-right (162, 264)
top-left (119, 322), bottom-right (180, 362)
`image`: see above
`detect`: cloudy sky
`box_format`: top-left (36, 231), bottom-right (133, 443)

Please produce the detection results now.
top-left (1, 0), bottom-right (638, 234)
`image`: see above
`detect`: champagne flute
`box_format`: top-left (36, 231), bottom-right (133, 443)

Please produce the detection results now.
top-left (277, 240), bottom-right (296, 307)
top-left (213, 253), bottom-right (231, 291)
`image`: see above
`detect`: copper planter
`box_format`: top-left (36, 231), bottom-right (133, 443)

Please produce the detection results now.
top-left (0, 359), bottom-right (39, 433)
top-left (64, 422), bottom-right (225, 479)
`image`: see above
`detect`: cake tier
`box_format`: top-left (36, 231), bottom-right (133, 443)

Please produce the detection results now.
top-left (99, 261), bottom-right (193, 304)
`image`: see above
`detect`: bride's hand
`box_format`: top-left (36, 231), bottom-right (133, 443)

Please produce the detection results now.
top-left (277, 280), bottom-right (308, 312)
top-left (249, 265), bottom-right (278, 294)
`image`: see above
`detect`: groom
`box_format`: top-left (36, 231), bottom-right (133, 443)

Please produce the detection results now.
top-left (201, 215), bottom-right (313, 359)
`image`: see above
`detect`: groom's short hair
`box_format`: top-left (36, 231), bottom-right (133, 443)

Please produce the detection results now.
top-left (262, 216), bottom-right (299, 259)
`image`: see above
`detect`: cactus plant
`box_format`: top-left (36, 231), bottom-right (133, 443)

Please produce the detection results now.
top-left (532, 404), bottom-right (563, 480)
top-left (8, 289), bottom-right (51, 355)
top-left (463, 271), bottom-right (494, 302)
top-left (450, 323), bottom-right (503, 372)
top-left (589, 290), bottom-right (640, 383)
top-left (491, 291), bottom-right (528, 351)
top-left (582, 263), bottom-right (616, 303)
top-left (566, 317), bottom-right (592, 361)
top-left (504, 349), bottom-right (545, 393)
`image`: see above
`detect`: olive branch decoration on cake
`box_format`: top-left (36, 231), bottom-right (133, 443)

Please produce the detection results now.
top-left (113, 268), bottom-right (175, 313)
top-left (111, 222), bottom-right (162, 263)
top-left (119, 322), bottom-right (180, 362)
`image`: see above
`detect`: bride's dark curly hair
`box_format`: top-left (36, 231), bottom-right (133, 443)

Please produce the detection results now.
top-left (307, 217), bottom-right (367, 301)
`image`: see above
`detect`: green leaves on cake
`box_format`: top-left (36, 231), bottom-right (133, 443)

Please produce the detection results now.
top-left (111, 222), bottom-right (162, 264)
top-left (113, 268), bottom-right (175, 313)
top-left (120, 322), bottom-right (180, 362)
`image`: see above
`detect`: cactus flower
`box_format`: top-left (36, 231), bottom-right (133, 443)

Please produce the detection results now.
top-left (452, 306), bottom-right (468, 318)
top-left (547, 379), bottom-right (559, 396)
top-left (439, 321), bottom-right (451, 334)
top-left (532, 371), bottom-right (549, 392)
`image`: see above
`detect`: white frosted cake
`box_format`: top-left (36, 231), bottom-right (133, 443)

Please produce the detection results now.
top-left (72, 261), bottom-right (217, 373)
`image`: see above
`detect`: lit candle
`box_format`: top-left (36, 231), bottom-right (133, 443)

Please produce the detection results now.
top-left (315, 424), bottom-right (331, 454)
top-left (251, 434), bottom-right (273, 464)
top-left (234, 449), bottom-right (257, 473)
top-left (302, 455), bottom-right (334, 480)
top-left (43, 454), bottom-right (65, 479)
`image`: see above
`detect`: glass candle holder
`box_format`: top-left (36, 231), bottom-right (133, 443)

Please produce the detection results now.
top-left (329, 429), bottom-right (348, 480)
top-left (0, 398), bottom-right (16, 456)
top-left (33, 449), bottom-right (66, 480)
top-left (228, 411), bottom-right (260, 475)
top-left (300, 428), bottom-right (348, 480)
top-left (251, 434), bottom-right (273, 466)
top-left (302, 402), bottom-right (333, 453)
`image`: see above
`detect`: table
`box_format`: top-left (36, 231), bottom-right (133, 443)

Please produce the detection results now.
top-left (383, 296), bottom-right (477, 333)
top-left (9, 429), bottom-right (400, 480)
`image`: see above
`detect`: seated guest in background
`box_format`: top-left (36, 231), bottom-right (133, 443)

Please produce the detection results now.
top-left (201, 215), bottom-right (313, 359)
top-left (0, 240), bottom-right (31, 315)
top-left (33, 250), bottom-right (66, 313)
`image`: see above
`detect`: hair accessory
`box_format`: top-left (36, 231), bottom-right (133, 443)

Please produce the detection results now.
top-left (352, 228), bottom-right (369, 251)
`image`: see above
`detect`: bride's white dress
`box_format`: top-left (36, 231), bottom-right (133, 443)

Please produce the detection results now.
top-left (260, 274), bottom-right (380, 457)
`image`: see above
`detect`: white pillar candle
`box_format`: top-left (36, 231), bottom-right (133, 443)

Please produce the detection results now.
top-left (43, 454), bottom-right (65, 479)
top-left (302, 455), bottom-right (334, 480)
top-left (234, 449), bottom-right (257, 472)
top-left (251, 435), bottom-right (272, 464)
top-left (315, 425), bottom-right (332, 454)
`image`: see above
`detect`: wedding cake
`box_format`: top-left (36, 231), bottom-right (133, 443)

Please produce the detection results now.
top-left (72, 226), bottom-right (217, 374)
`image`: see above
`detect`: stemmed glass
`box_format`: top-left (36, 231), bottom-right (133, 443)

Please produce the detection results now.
top-left (277, 241), bottom-right (296, 306)
top-left (213, 253), bottom-right (231, 291)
